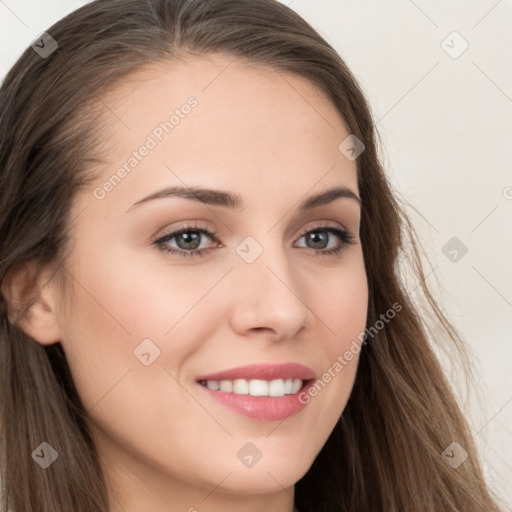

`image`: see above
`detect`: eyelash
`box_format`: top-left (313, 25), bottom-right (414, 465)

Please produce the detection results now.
top-left (153, 222), bottom-right (356, 259)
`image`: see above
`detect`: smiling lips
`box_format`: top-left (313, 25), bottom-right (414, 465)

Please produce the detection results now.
top-left (196, 362), bottom-right (317, 382)
top-left (196, 362), bottom-right (317, 420)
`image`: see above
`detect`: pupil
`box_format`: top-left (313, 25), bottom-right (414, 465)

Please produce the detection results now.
top-left (177, 232), bottom-right (200, 250)
top-left (308, 231), bottom-right (327, 249)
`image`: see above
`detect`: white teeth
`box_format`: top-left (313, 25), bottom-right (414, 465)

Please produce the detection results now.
top-left (249, 379), bottom-right (268, 396)
top-left (233, 379), bottom-right (249, 394)
top-left (201, 378), bottom-right (304, 397)
top-left (219, 380), bottom-right (233, 392)
top-left (206, 380), bottom-right (220, 391)
top-left (268, 379), bottom-right (285, 397)
top-left (291, 378), bottom-right (302, 393)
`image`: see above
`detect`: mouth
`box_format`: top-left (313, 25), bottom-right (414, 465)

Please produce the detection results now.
top-left (194, 362), bottom-right (316, 420)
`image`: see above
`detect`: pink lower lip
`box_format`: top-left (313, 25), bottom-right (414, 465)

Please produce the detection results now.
top-left (196, 380), bottom-right (314, 421)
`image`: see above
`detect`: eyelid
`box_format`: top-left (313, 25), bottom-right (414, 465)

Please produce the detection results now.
top-left (154, 222), bottom-right (215, 239)
top-left (153, 219), bottom-right (357, 258)
top-left (297, 221), bottom-right (348, 237)
top-left (154, 219), bottom-right (353, 240)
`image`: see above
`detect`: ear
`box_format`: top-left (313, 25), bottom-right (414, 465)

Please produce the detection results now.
top-left (1, 262), bottom-right (62, 345)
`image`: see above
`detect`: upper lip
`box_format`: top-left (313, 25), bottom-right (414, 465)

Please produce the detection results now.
top-left (196, 362), bottom-right (316, 382)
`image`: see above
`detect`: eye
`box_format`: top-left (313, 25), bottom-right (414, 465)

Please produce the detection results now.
top-left (153, 223), bottom-right (219, 258)
top-left (294, 223), bottom-right (356, 257)
top-left (153, 222), bottom-right (356, 258)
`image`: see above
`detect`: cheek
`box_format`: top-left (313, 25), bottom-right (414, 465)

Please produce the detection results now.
top-left (304, 255), bottom-right (368, 416)
top-left (66, 236), bottom-right (220, 340)
top-left (318, 254), bottom-right (369, 354)
top-left (56, 243), bottom-right (208, 412)
top-left (56, 253), bottom-right (209, 471)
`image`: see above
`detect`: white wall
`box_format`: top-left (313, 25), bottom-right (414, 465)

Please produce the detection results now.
top-left (1, 0), bottom-right (510, 508)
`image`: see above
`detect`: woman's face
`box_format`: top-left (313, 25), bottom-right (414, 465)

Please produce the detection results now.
top-left (49, 54), bottom-right (368, 510)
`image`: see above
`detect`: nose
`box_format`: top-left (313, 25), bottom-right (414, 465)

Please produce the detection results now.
top-left (228, 241), bottom-right (313, 341)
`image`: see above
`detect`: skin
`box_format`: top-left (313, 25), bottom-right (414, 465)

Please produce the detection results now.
top-left (18, 54), bottom-right (368, 512)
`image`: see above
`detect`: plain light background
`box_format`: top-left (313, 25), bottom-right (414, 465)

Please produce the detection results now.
top-left (1, 0), bottom-right (511, 508)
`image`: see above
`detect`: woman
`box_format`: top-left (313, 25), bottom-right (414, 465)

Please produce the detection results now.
top-left (0, 0), bottom-right (504, 510)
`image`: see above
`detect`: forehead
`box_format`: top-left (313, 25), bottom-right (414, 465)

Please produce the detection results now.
top-left (82, 54), bottom-right (358, 214)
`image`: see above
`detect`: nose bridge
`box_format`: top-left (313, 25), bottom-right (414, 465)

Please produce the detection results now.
top-left (228, 231), bottom-right (311, 337)
top-left (235, 230), bottom-right (291, 288)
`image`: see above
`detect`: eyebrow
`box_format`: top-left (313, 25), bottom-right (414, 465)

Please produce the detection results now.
top-left (125, 185), bottom-right (361, 213)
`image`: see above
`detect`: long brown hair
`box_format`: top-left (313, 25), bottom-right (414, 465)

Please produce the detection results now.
top-left (0, 0), bottom-right (504, 510)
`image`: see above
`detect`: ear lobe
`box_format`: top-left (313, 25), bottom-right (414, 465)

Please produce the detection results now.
top-left (1, 262), bottom-right (62, 345)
